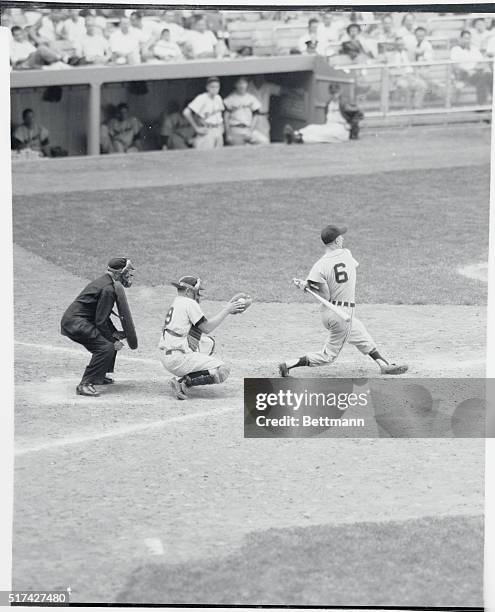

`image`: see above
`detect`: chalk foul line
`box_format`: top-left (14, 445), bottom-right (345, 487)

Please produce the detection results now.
top-left (15, 404), bottom-right (237, 457)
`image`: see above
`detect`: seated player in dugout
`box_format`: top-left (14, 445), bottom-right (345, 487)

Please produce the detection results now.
top-left (159, 276), bottom-right (251, 400)
top-left (223, 76), bottom-right (269, 146)
top-left (284, 82), bottom-right (364, 144)
top-left (60, 258), bottom-right (135, 397)
top-left (100, 103), bottom-right (143, 154)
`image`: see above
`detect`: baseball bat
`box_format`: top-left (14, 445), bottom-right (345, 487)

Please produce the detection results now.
top-left (292, 278), bottom-right (351, 323)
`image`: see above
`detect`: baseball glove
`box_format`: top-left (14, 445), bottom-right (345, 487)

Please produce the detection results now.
top-left (229, 292), bottom-right (253, 314)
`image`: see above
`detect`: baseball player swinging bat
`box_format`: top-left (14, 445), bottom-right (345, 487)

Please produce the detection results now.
top-left (292, 278), bottom-right (351, 322)
top-left (279, 225), bottom-right (408, 378)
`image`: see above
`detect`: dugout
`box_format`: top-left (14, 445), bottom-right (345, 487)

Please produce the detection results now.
top-left (10, 56), bottom-right (353, 156)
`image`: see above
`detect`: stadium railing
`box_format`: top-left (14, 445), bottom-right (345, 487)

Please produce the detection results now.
top-left (328, 58), bottom-right (493, 116)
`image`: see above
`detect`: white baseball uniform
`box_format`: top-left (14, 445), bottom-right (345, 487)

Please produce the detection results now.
top-left (187, 92), bottom-right (225, 150)
top-left (158, 296), bottom-right (223, 377)
top-left (223, 92), bottom-right (268, 145)
top-left (298, 99), bottom-right (349, 144)
top-left (304, 248), bottom-right (376, 366)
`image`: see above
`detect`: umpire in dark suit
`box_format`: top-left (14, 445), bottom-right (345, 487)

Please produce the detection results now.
top-left (61, 257), bottom-right (135, 397)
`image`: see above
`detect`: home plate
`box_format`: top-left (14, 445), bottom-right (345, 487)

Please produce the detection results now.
top-left (458, 262), bottom-right (488, 283)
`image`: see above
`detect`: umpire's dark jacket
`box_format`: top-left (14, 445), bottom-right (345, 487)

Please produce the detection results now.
top-left (61, 274), bottom-right (118, 343)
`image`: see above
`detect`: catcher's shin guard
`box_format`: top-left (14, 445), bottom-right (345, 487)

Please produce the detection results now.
top-left (182, 370), bottom-right (216, 387)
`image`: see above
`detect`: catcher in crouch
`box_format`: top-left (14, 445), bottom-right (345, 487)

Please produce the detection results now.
top-left (279, 225), bottom-right (408, 377)
top-left (159, 276), bottom-right (251, 400)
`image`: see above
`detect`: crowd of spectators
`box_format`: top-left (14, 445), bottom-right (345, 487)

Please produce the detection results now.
top-left (294, 12), bottom-right (494, 106)
top-left (5, 7), bottom-right (232, 68)
top-left (7, 9), bottom-right (494, 157)
top-left (5, 8), bottom-right (495, 72)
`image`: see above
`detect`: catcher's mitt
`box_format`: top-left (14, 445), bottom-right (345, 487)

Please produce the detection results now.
top-left (230, 292), bottom-right (253, 314)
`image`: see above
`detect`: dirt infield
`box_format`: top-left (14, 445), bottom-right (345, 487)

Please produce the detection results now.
top-left (13, 244), bottom-right (485, 603)
top-left (11, 127), bottom-right (488, 605)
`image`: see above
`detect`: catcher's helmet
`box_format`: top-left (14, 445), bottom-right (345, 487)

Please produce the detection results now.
top-left (171, 276), bottom-right (204, 300)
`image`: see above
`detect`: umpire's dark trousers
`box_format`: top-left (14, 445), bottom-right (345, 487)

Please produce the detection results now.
top-left (61, 321), bottom-right (117, 385)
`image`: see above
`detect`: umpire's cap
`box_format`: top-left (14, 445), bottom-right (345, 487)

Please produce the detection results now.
top-left (171, 275), bottom-right (204, 291)
top-left (108, 257), bottom-right (135, 271)
top-left (321, 225), bottom-right (347, 244)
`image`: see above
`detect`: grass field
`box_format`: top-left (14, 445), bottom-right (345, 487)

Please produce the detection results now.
top-left (13, 165), bottom-right (489, 304)
top-left (12, 127), bottom-right (489, 606)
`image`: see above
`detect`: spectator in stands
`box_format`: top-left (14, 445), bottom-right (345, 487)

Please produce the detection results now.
top-left (153, 10), bottom-right (185, 44)
top-left (109, 17), bottom-right (141, 64)
top-left (470, 17), bottom-right (493, 54)
top-left (12, 108), bottom-right (50, 157)
top-left (224, 76), bottom-right (268, 146)
top-left (29, 10), bottom-right (66, 46)
top-left (397, 12), bottom-right (417, 56)
top-left (100, 103), bottom-right (143, 154)
top-left (411, 26), bottom-right (436, 98)
top-left (28, 10), bottom-right (79, 65)
top-left (61, 8), bottom-right (86, 48)
top-left (284, 83), bottom-right (363, 144)
top-left (183, 76), bottom-right (225, 150)
top-left (298, 18), bottom-right (326, 55)
top-left (450, 30), bottom-right (493, 104)
top-left (11, 24), bottom-right (66, 69)
top-left (201, 9), bottom-right (227, 39)
top-left (247, 75), bottom-right (282, 141)
top-left (160, 100), bottom-right (195, 149)
top-left (79, 8), bottom-right (107, 34)
top-left (413, 26), bottom-right (434, 62)
top-left (79, 16), bottom-right (110, 65)
top-left (389, 36), bottom-right (427, 109)
top-left (129, 11), bottom-right (155, 47)
top-left (374, 14), bottom-right (397, 55)
top-left (145, 28), bottom-right (183, 62)
top-left (183, 14), bottom-right (219, 59)
top-left (340, 23), bottom-right (376, 61)
top-left (104, 21), bottom-right (118, 41)
top-left (318, 11), bottom-right (345, 50)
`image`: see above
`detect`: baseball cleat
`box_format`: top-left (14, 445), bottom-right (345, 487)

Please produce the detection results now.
top-left (278, 363), bottom-right (290, 377)
top-left (170, 377), bottom-right (188, 400)
top-left (380, 363), bottom-right (409, 375)
top-left (76, 383), bottom-right (100, 397)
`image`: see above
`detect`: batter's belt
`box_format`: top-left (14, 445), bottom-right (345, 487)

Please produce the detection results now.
top-left (331, 300), bottom-right (355, 308)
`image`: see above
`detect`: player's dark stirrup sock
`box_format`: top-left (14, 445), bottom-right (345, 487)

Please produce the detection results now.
top-left (287, 356), bottom-right (309, 370)
top-left (368, 349), bottom-right (388, 365)
top-left (181, 370), bottom-right (215, 387)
